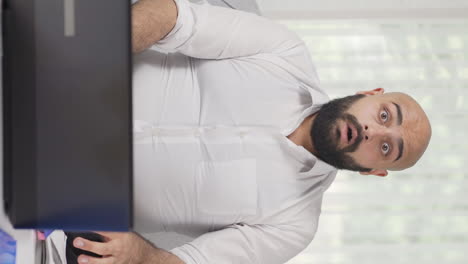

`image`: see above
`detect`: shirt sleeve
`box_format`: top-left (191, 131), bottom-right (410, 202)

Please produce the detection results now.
top-left (151, 0), bottom-right (303, 59)
top-left (169, 223), bottom-right (315, 264)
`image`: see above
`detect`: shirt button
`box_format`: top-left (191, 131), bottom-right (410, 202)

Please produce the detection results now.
top-left (152, 128), bottom-right (160, 137)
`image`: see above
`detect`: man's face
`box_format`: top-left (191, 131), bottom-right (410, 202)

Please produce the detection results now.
top-left (311, 89), bottom-right (431, 176)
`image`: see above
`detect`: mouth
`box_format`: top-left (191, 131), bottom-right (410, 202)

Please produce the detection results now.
top-left (340, 121), bottom-right (358, 147)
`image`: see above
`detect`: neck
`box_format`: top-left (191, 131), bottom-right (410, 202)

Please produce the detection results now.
top-left (286, 113), bottom-right (318, 155)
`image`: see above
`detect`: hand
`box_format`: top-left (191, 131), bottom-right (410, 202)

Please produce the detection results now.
top-left (72, 231), bottom-right (155, 264)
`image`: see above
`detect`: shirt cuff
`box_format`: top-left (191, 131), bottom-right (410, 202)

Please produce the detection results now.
top-left (170, 245), bottom-right (198, 264)
top-left (150, 0), bottom-right (197, 53)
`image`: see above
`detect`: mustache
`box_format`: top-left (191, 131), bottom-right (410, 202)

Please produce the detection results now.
top-left (339, 114), bottom-right (363, 153)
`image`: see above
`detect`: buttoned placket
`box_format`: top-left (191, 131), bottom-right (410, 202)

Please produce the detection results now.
top-left (135, 123), bottom-right (280, 147)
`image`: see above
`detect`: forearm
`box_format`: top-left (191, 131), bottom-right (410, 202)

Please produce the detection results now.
top-left (131, 0), bottom-right (178, 53)
top-left (144, 247), bottom-right (186, 264)
top-left (138, 234), bottom-right (185, 264)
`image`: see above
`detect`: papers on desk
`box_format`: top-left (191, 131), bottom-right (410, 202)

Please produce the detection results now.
top-left (0, 228), bottom-right (16, 264)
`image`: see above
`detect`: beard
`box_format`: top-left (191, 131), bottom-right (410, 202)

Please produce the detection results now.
top-left (310, 94), bottom-right (371, 172)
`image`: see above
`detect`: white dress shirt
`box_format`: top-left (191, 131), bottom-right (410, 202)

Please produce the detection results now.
top-left (132, 0), bottom-right (338, 263)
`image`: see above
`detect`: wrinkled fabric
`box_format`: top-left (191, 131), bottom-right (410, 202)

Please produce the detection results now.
top-left (132, 0), bottom-right (337, 263)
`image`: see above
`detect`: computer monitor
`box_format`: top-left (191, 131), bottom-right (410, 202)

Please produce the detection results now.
top-left (2, 0), bottom-right (133, 231)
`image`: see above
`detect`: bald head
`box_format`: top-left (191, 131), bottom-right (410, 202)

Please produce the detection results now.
top-left (380, 92), bottom-right (431, 170)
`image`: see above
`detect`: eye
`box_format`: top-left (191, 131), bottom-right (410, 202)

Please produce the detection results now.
top-left (381, 142), bottom-right (390, 155)
top-left (380, 109), bottom-right (389, 122)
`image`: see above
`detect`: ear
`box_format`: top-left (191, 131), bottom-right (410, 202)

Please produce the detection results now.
top-left (356, 88), bottom-right (385, 96)
top-left (359, 169), bottom-right (388, 177)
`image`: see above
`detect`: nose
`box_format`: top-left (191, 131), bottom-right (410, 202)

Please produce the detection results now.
top-left (363, 124), bottom-right (390, 141)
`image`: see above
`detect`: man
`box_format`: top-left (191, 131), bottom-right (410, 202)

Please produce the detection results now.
top-left (66, 0), bottom-right (432, 263)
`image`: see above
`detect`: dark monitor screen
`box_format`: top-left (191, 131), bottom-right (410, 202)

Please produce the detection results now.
top-left (2, 0), bottom-right (133, 231)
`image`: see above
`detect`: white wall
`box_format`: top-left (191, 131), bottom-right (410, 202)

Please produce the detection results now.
top-left (257, 0), bottom-right (468, 19)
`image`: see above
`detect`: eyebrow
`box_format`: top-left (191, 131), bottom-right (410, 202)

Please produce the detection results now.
top-left (391, 102), bottom-right (404, 162)
top-left (394, 138), bottom-right (404, 162)
top-left (392, 102), bottom-right (403, 125)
